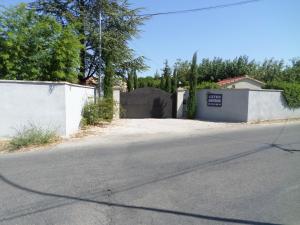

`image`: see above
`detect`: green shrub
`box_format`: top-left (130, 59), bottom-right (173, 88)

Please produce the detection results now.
top-left (264, 82), bottom-right (300, 108)
top-left (197, 82), bottom-right (220, 90)
top-left (9, 125), bottom-right (59, 150)
top-left (82, 98), bottom-right (114, 126)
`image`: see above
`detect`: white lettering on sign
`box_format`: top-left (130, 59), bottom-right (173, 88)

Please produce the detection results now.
top-left (207, 94), bottom-right (222, 107)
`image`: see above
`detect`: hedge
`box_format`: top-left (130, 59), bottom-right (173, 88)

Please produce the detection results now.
top-left (264, 82), bottom-right (300, 109)
top-left (196, 82), bottom-right (220, 90)
top-left (81, 98), bottom-right (114, 126)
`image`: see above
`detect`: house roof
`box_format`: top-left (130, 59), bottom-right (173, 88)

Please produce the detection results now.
top-left (217, 75), bottom-right (265, 87)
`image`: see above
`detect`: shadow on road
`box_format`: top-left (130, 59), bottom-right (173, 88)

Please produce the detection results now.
top-left (2, 124), bottom-right (296, 224)
top-left (0, 144), bottom-right (282, 225)
top-left (270, 143), bottom-right (300, 153)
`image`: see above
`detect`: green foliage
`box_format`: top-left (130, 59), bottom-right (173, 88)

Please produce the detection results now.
top-left (162, 60), bottom-right (172, 92)
top-left (160, 76), bottom-right (165, 90)
top-left (187, 53), bottom-right (198, 119)
top-left (9, 124), bottom-right (59, 150)
top-left (133, 70), bottom-right (138, 89)
top-left (0, 4), bottom-right (81, 82)
top-left (82, 98), bottom-right (114, 126)
top-left (138, 76), bottom-right (160, 88)
top-left (171, 68), bottom-right (178, 93)
top-left (282, 58), bottom-right (300, 83)
top-left (171, 55), bottom-right (300, 85)
top-left (264, 82), bottom-right (300, 109)
top-left (174, 59), bottom-right (191, 86)
top-left (30, 0), bottom-right (148, 81)
top-left (127, 70), bottom-right (134, 92)
top-left (104, 56), bottom-right (113, 98)
top-left (197, 82), bottom-right (220, 90)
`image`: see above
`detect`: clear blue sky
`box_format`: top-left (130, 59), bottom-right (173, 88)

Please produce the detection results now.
top-left (2, 0), bottom-right (300, 77)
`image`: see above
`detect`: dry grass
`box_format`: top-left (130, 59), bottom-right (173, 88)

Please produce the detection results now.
top-left (72, 122), bottom-right (111, 139)
top-left (249, 118), bottom-right (300, 125)
top-left (0, 140), bottom-right (10, 153)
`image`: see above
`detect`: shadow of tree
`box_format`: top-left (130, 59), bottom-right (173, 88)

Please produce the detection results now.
top-left (270, 143), bottom-right (300, 153)
top-left (0, 147), bottom-right (281, 225)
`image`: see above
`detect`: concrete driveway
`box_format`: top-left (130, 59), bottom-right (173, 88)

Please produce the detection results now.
top-left (0, 120), bottom-right (299, 225)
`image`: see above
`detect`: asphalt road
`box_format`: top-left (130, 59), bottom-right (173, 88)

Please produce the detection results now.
top-left (0, 122), bottom-right (299, 225)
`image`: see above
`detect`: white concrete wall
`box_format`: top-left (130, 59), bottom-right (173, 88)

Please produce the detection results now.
top-left (225, 79), bottom-right (263, 89)
top-left (0, 80), bottom-right (95, 138)
top-left (65, 84), bottom-right (95, 136)
top-left (197, 89), bottom-right (248, 122)
top-left (247, 90), bottom-right (300, 122)
top-left (196, 89), bottom-right (249, 122)
top-left (113, 87), bottom-right (121, 119)
top-left (196, 89), bottom-right (300, 122)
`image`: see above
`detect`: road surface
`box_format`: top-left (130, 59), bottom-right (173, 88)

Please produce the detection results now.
top-left (0, 122), bottom-right (299, 225)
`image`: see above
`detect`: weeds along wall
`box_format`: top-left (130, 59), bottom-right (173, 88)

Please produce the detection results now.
top-left (0, 80), bottom-right (95, 138)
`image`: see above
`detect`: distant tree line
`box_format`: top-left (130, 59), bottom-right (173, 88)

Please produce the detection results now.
top-left (175, 55), bottom-right (300, 85)
top-left (126, 55), bottom-right (299, 94)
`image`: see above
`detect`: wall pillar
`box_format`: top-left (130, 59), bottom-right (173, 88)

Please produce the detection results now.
top-left (113, 86), bottom-right (121, 119)
top-left (176, 88), bottom-right (187, 118)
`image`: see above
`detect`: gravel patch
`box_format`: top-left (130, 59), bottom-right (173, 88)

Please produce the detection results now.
top-left (103, 119), bottom-right (240, 135)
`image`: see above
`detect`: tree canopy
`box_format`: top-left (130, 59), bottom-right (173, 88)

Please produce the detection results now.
top-left (187, 52), bottom-right (198, 119)
top-left (0, 4), bottom-right (81, 82)
top-left (30, 0), bottom-right (148, 81)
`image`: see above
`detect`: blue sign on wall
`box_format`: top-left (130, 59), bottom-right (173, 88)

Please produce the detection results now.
top-left (207, 94), bottom-right (222, 107)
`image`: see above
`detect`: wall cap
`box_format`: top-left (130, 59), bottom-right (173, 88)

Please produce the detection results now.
top-left (198, 88), bottom-right (283, 93)
top-left (0, 79), bottom-right (95, 89)
top-left (177, 87), bottom-right (187, 92)
top-left (113, 86), bottom-right (122, 90)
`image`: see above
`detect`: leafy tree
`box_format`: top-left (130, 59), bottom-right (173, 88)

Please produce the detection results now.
top-left (174, 59), bottom-right (190, 86)
top-left (137, 76), bottom-right (160, 88)
top-left (157, 56), bottom-right (299, 89)
top-left (197, 82), bottom-right (220, 90)
top-left (187, 52), bottom-right (198, 119)
top-left (0, 4), bottom-right (81, 82)
top-left (280, 58), bottom-right (300, 82)
top-left (133, 70), bottom-right (138, 89)
top-left (154, 70), bottom-right (160, 79)
top-left (160, 75), bottom-right (165, 90)
top-left (162, 60), bottom-right (172, 92)
top-left (30, 0), bottom-right (148, 81)
top-left (127, 70), bottom-right (134, 92)
top-left (254, 58), bottom-right (284, 82)
top-left (171, 68), bottom-right (178, 93)
top-left (264, 82), bottom-right (300, 108)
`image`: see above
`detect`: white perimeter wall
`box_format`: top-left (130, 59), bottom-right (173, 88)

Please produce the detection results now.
top-left (65, 84), bottom-right (95, 136)
top-left (248, 90), bottom-right (300, 121)
top-left (195, 89), bottom-right (300, 122)
top-left (196, 89), bottom-right (249, 122)
top-left (0, 80), bottom-right (94, 138)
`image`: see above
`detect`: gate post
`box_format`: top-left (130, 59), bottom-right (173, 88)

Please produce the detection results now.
top-left (176, 88), bottom-right (187, 118)
top-left (113, 86), bottom-right (121, 119)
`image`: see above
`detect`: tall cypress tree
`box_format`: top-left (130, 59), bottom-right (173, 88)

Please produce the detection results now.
top-left (104, 55), bottom-right (113, 98)
top-left (133, 70), bottom-right (138, 90)
top-left (187, 52), bottom-right (198, 119)
top-left (171, 68), bottom-right (178, 93)
top-left (160, 76), bottom-right (165, 90)
top-left (163, 60), bottom-right (172, 92)
top-left (127, 70), bottom-right (134, 92)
